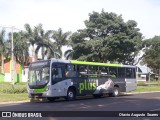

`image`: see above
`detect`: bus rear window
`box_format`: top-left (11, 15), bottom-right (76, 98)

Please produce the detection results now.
top-left (126, 68), bottom-right (135, 78)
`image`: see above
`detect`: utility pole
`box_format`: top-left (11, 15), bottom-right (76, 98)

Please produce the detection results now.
top-left (147, 64), bottom-right (150, 86)
top-left (0, 26), bottom-right (24, 84)
top-left (11, 26), bottom-right (15, 84)
top-left (0, 26), bottom-right (15, 84)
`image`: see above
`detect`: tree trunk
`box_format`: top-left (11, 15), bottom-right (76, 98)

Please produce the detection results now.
top-left (42, 46), bottom-right (44, 59)
top-left (158, 66), bottom-right (160, 83)
top-left (1, 53), bottom-right (4, 73)
top-left (32, 45), bottom-right (36, 62)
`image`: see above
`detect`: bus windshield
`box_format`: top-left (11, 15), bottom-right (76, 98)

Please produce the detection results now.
top-left (28, 60), bottom-right (50, 88)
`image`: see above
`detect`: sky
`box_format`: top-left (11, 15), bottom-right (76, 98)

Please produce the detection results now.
top-left (0, 0), bottom-right (160, 39)
top-left (0, 0), bottom-right (159, 72)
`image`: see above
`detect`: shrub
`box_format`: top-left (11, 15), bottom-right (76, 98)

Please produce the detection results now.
top-left (2, 87), bottom-right (27, 94)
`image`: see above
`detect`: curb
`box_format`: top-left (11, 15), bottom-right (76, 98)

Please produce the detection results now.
top-left (124, 91), bottom-right (160, 95)
top-left (0, 100), bottom-right (30, 105)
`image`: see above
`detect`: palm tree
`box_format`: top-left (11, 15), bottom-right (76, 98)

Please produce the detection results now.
top-left (63, 35), bottom-right (75, 60)
top-left (52, 28), bottom-right (71, 58)
top-left (24, 23), bottom-right (59, 60)
top-left (34, 24), bottom-right (58, 59)
top-left (64, 49), bottom-right (73, 60)
top-left (24, 23), bottom-right (37, 61)
top-left (34, 24), bottom-right (56, 59)
top-left (0, 29), bottom-right (6, 73)
top-left (13, 31), bottom-right (30, 66)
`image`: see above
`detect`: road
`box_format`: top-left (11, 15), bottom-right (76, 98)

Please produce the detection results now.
top-left (0, 92), bottom-right (160, 120)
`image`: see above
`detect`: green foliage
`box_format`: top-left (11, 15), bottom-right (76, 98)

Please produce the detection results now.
top-left (0, 29), bottom-right (5, 52)
top-left (13, 31), bottom-right (30, 66)
top-left (52, 28), bottom-right (71, 58)
top-left (68, 10), bottom-right (142, 64)
top-left (1, 24), bottom-right (71, 69)
top-left (2, 87), bottom-right (27, 94)
top-left (24, 24), bottom-right (71, 59)
top-left (0, 29), bottom-right (6, 73)
top-left (142, 36), bottom-right (160, 79)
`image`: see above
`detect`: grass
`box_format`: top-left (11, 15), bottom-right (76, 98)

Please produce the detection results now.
top-left (0, 83), bottom-right (27, 94)
top-left (137, 80), bottom-right (160, 86)
top-left (0, 83), bottom-right (29, 102)
top-left (0, 82), bottom-right (160, 102)
top-left (0, 93), bottom-right (29, 102)
top-left (134, 85), bottom-right (160, 92)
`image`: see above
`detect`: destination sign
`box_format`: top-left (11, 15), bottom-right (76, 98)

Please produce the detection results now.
top-left (30, 61), bottom-right (50, 67)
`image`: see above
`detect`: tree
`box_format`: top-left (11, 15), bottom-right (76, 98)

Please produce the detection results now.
top-left (24, 23), bottom-right (38, 61)
top-left (34, 24), bottom-right (64, 59)
top-left (52, 28), bottom-right (71, 58)
top-left (69, 10), bottom-right (142, 64)
top-left (64, 49), bottom-right (73, 60)
top-left (142, 36), bottom-right (160, 80)
top-left (0, 29), bottom-right (6, 73)
top-left (33, 24), bottom-right (54, 59)
top-left (24, 23), bottom-right (63, 60)
top-left (13, 31), bottom-right (30, 67)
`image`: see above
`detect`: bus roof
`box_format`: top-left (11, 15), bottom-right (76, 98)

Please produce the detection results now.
top-left (71, 60), bottom-right (136, 68)
top-left (50, 59), bottom-right (136, 68)
top-left (71, 60), bottom-right (121, 67)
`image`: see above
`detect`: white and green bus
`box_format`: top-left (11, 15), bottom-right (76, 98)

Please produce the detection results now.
top-left (28, 58), bottom-right (137, 101)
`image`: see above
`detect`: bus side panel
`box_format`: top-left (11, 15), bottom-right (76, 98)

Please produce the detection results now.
top-left (93, 78), bottom-right (126, 94)
top-left (112, 78), bottom-right (126, 92)
top-left (93, 77), bottom-right (110, 94)
top-left (71, 77), bottom-right (114, 96)
top-left (51, 79), bottom-right (73, 97)
top-left (72, 77), bottom-right (97, 96)
top-left (125, 78), bottom-right (137, 92)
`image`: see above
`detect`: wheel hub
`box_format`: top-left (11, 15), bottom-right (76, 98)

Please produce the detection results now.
top-left (68, 91), bottom-right (73, 98)
top-left (114, 89), bottom-right (118, 95)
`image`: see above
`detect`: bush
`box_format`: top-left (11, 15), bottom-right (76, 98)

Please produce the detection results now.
top-left (2, 87), bottom-right (27, 94)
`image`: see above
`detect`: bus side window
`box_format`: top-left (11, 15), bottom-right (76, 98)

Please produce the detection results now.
top-left (88, 66), bottom-right (97, 74)
top-left (132, 68), bottom-right (136, 78)
top-left (118, 68), bottom-right (125, 78)
top-left (52, 67), bottom-right (62, 79)
top-left (88, 66), bottom-right (97, 77)
top-left (77, 65), bottom-right (87, 77)
top-left (109, 67), bottom-right (117, 78)
top-left (65, 64), bottom-right (77, 77)
top-left (99, 67), bottom-right (108, 77)
top-left (126, 68), bottom-right (136, 78)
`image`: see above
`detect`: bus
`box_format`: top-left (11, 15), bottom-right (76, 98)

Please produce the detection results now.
top-left (28, 58), bottom-right (137, 101)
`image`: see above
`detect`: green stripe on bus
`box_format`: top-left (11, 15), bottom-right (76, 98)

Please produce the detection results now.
top-left (71, 60), bottom-right (122, 67)
top-left (33, 86), bottom-right (47, 93)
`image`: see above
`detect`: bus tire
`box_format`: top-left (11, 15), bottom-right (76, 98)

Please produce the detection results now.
top-left (66, 89), bottom-right (76, 101)
top-left (47, 97), bottom-right (55, 102)
top-left (109, 87), bottom-right (120, 97)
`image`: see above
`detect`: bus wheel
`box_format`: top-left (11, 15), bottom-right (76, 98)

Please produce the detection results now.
top-left (47, 97), bottom-right (55, 102)
top-left (109, 87), bottom-right (120, 97)
top-left (66, 89), bottom-right (76, 101)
